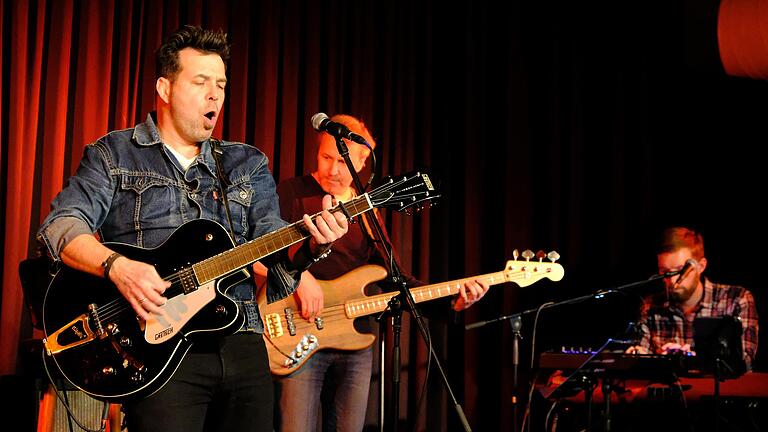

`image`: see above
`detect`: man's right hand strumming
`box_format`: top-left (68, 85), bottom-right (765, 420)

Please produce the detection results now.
top-left (108, 256), bottom-right (170, 320)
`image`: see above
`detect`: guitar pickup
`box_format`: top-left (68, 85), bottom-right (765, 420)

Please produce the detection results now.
top-left (284, 308), bottom-right (297, 336)
top-left (178, 267), bottom-right (198, 294)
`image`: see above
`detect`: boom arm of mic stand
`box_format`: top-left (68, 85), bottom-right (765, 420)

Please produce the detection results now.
top-left (465, 272), bottom-right (670, 331)
top-left (333, 136), bottom-right (471, 432)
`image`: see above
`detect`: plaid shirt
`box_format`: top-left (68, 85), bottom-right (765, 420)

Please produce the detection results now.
top-left (638, 277), bottom-right (759, 370)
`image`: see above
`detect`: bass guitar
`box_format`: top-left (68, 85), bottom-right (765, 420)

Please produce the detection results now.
top-left (42, 171), bottom-right (437, 402)
top-left (260, 252), bottom-right (564, 376)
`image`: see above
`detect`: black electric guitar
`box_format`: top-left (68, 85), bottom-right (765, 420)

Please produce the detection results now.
top-left (42, 171), bottom-right (437, 403)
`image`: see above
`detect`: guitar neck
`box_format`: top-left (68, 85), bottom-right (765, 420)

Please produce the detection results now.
top-left (192, 195), bottom-right (373, 284)
top-left (344, 270), bottom-right (508, 318)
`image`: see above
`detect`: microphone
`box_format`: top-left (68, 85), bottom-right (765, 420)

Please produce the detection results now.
top-left (673, 258), bottom-right (697, 285)
top-left (310, 113), bottom-right (370, 146)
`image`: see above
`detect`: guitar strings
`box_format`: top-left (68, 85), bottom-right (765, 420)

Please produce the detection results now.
top-left (191, 174), bottom-right (413, 283)
top-left (94, 269), bottom-right (196, 322)
top-left (191, 193), bottom-right (374, 281)
top-left (160, 174), bottom-right (411, 287)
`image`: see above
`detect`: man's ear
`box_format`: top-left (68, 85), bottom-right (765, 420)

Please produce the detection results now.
top-left (156, 77), bottom-right (171, 104)
top-left (698, 257), bottom-right (708, 273)
top-left (354, 151), bottom-right (370, 173)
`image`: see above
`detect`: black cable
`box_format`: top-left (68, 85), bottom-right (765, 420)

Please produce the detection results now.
top-left (365, 147), bottom-right (377, 191)
top-left (544, 400), bottom-right (559, 432)
top-left (672, 375), bottom-right (694, 432)
top-left (62, 385), bottom-right (74, 432)
top-left (520, 301), bottom-right (555, 432)
top-left (41, 349), bottom-right (110, 432)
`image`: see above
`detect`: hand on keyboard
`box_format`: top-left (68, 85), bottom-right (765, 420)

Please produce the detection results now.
top-left (660, 342), bottom-right (696, 356)
top-left (625, 345), bottom-right (650, 355)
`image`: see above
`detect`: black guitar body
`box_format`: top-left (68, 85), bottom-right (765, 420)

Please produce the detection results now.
top-left (42, 219), bottom-right (245, 402)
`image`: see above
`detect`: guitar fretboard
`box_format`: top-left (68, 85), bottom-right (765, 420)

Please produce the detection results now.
top-left (192, 195), bottom-right (373, 283)
top-left (344, 271), bottom-right (508, 318)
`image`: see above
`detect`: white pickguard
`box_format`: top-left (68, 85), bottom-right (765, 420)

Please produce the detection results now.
top-left (145, 280), bottom-right (217, 344)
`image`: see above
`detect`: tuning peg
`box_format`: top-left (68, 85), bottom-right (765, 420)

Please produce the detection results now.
top-left (547, 251), bottom-right (560, 262)
top-left (522, 249), bottom-right (534, 261)
top-left (536, 250), bottom-right (546, 262)
top-left (512, 249), bottom-right (519, 260)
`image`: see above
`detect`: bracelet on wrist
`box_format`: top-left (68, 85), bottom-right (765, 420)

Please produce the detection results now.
top-left (102, 252), bottom-right (123, 279)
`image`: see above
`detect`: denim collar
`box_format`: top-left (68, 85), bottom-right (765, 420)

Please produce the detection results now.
top-left (133, 112), bottom-right (218, 177)
top-left (132, 112), bottom-right (164, 146)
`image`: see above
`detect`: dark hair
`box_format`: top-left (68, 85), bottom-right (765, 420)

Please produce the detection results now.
top-left (657, 226), bottom-right (705, 259)
top-left (156, 25), bottom-right (230, 80)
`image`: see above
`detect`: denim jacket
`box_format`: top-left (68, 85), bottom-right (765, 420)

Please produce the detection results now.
top-left (37, 113), bottom-right (298, 333)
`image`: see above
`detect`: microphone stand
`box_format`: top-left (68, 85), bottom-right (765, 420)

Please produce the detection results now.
top-left (510, 316), bottom-right (522, 432)
top-left (333, 136), bottom-right (471, 432)
top-left (465, 271), bottom-right (681, 432)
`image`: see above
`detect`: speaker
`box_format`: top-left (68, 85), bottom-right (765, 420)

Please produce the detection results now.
top-left (38, 382), bottom-right (123, 432)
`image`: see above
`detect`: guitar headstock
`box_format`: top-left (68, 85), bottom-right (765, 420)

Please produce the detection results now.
top-left (502, 249), bottom-right (565, 287)
top-left (368, 171), bottom-right (440, 213)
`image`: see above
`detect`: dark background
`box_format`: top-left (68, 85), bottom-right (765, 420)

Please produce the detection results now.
top-left (420, 0), bottom-right (768, 429)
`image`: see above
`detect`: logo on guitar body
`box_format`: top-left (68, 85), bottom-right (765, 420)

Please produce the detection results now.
top-left (71, 324), bottom-right (86, 340)
top-left (155, 327), bottom-right (174, 341)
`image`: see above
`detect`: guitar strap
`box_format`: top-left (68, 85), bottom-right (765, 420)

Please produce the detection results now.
top-left (210, 138), bottom-right (238, 241)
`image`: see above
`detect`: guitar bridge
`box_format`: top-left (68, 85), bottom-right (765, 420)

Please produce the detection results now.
top-left (264, 313), bottom-right (284, 338)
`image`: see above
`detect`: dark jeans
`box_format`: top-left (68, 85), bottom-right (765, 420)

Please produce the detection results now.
top-left (124, 333), bottom-right (273, 432)
top-left (275, 347), bottom-right (373, 432)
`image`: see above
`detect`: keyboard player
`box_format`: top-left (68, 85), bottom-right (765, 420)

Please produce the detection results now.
top-left (625, 227), bottom-right (758, 371)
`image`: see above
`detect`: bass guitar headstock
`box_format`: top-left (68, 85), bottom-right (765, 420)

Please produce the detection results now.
top-left (502, 249), bottom-right (564, 287)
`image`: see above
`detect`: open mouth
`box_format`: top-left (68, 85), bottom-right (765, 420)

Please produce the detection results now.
top-left (203, 111), bottom-right (217, 128)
